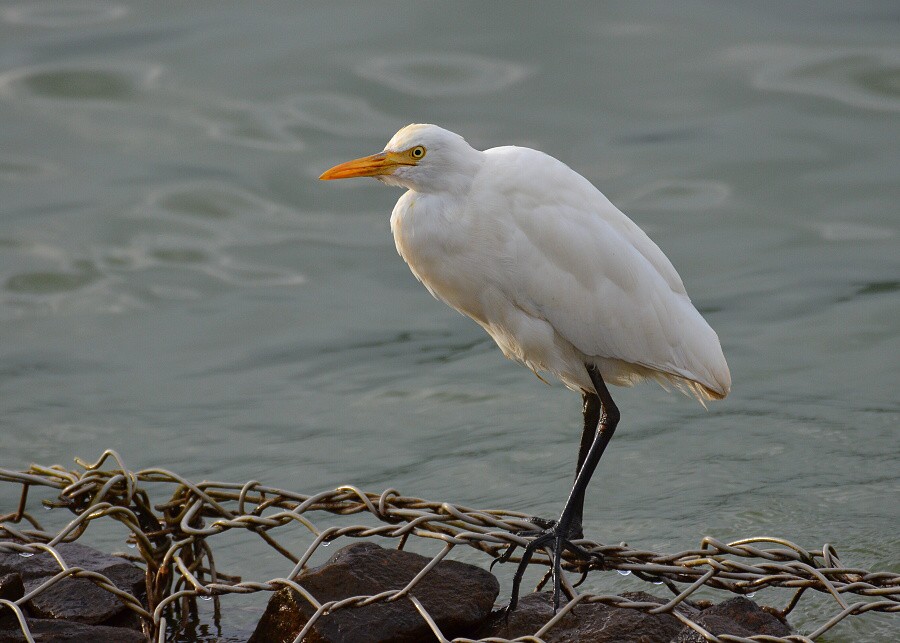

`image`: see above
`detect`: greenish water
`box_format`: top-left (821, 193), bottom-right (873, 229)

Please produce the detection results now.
top-left (1, 2), bottom-right (897, 640)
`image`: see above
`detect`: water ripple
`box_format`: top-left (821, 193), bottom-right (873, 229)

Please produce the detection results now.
top-left (1, 182), bottom-right (309, 318)
top-left (182, 100), bottom-right (305, 152)
top-left (6, 268), bottom-right (98, 295)
top-left (281, 93), bottom-right (399, 137)
top-left (620, 179), bottom-right (731, 211)
top-left (0, 156), bottom-right (58, 181)
top-left (356, 53), bottom-right (532, 97)
top-left (1, 274), bottom-right (137, 320)
top-left (2, 1), bottom-right (127, 27)
top-left (726, 44), bottom-right (900, 113)
top-left (817, 221), bottom-right (895, 242)
top-left (0, 59), bottom-right (314, 152)
top-left (0, 62), bottom-right (163, 104)
top-left (134, 182), bottom-right (309, 285)
top-left (145, 181), bottom-right (300, 234)
top-left (0, 62), bottom-right (401, 154)
top-left (836, 281), bottom-right (900, 304)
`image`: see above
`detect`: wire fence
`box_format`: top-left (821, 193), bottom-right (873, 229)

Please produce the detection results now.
top-left (0, 450), bottom-right (897, 642)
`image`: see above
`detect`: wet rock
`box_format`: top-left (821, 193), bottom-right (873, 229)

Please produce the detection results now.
top-left (0, 543), bottom-right (144, 628)
top-left (672, 596), bottom-right (791, 641)
top-left (249, 541), bottom-right (499, 643)
top-left (27, 577), bottom-right (128, 625)
top-left (0, 543), bottom-right (143, 590)
top-left (0, 618), bottom-right (146, 642)
top-left (0, 573), bottom-right (26, 628)
top-left (476, 591), bottom-right (687, 642)
top-left (0, 574), bottom-right (24, 602)
top-left (478, 591), bottom-right (793, 642)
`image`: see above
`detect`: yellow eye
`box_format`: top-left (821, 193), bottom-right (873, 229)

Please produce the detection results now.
top-left (410, 146), bottom-right (426, 160)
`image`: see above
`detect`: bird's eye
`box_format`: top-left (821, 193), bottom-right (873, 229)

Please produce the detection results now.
top-left (410, 146), bottom-right (426, 159)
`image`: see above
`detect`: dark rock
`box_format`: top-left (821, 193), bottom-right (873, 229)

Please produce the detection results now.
top-left (0, 573), bottom-right (27, 629)
top-left (27, 578), bottom-right (127, 625)
top-left (478, 591), bottom-right (792, 643)
top-left (102, 563), bottom-right (147, 603)
top-left (623, 591), bottom-right (703, 619)
top-left (0, 574), bottom-right (24, 602)
top-left (0, 543), bottom-right (144, 629)
top-left (476, 591), bottom-right (686, 642)
top-left (0, 543), bottom-right (143, 589)
top-left (672, 596), bottom-right (791, 642)
top-left (0, 618), bottom-right (146, 642)
top-left (249, 541), bottom-right (499, 643)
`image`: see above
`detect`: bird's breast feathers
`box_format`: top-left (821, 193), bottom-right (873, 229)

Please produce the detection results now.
top-left (391, 190), bottom-right (493, 324)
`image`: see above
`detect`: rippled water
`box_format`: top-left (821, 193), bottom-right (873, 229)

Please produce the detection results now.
top-left (1, 2), bottom-right (897, 640)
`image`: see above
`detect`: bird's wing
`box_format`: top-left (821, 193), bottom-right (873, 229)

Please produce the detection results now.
top-left (479, 147), bottom-right (730, 396)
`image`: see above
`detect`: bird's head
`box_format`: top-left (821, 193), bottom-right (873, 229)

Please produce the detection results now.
top-left (319, 123), bottom-right (482, 194)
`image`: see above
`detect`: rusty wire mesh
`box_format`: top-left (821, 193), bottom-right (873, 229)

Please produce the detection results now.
top-left (0, 450), bottom-right (897, 642)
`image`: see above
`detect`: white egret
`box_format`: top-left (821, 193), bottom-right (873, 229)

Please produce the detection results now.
top-left (320, 124), bottom-right (730, 610)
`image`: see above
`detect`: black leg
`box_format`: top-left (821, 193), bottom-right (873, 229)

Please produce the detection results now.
top-left (577, 392), bottom-right (602, 473)
top-left (570, 391), bottom-right (601, 539)
top-left (549, 366), bottom-right (618, 608)
top-left (506, 364), bottom-right (619, 613)
top-left (525, 392), bottom-right (599, 538)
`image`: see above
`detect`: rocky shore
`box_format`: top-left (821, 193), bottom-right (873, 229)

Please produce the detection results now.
top-left (1, 541), bottom-right (791, 642)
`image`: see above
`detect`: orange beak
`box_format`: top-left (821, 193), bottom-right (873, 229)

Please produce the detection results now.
top-left (319, 151), bottom-right (403, 180)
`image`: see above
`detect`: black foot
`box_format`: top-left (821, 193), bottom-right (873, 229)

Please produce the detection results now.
top-left (493, 518), bottom-right (601, 614)
top-left (527, 515), bottom-right (584, 540)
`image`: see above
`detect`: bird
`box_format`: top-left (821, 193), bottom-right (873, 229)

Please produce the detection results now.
top-left (320, 123), bottom-right (730, 611)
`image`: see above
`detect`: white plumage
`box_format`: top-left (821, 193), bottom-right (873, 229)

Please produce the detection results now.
top-left (322, 123), bottom-right (730, 403)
